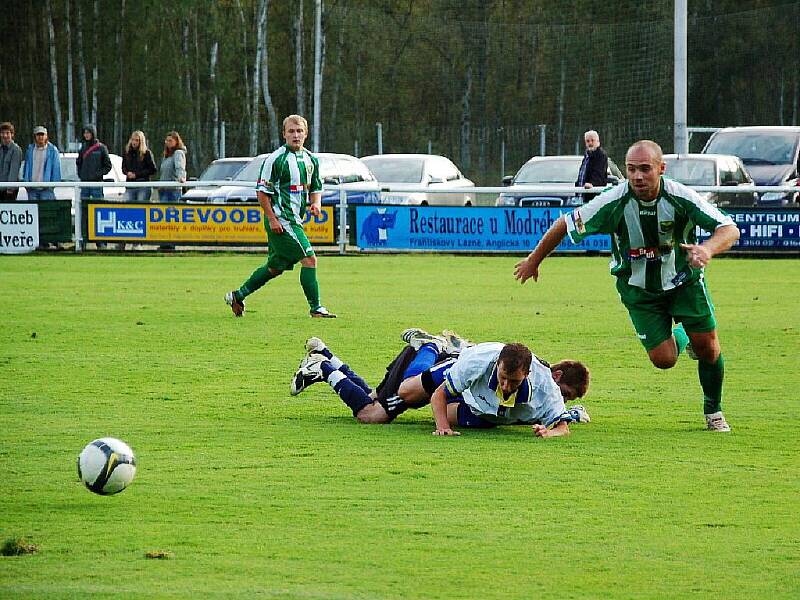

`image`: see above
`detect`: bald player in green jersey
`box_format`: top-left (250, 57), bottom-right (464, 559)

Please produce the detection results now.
top-left (225, 114), bottom-right (336, 318)
top-left (514, 140), bottom-right (740, 432)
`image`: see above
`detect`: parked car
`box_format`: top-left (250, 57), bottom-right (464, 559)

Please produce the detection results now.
top-left (662, 154), bottom-right (757, 207)
top-left (360, 153), bottom-right (475, 206)
top-left (495, 155), bottom-right (623, 207)
top-left (205, 152), bottom-right (381, 205)
top-left (17, 152), bottom-right (127, 202)
top-left (182, 157), bottom-right (251, 202)
top-left (702, 126), bottom-right (800, 206)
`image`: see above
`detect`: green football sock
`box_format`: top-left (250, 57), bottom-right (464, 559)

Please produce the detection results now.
top-left (673, 324), bottom-right (689, 356)
top-left (237, 264), bottom-right (276, 299)
top-left (300, 266), bottom-right (321, 310)
top-left (698, 354), bottom-right (725, 414)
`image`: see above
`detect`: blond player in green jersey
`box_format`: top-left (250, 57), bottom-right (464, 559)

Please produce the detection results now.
top-left (514, 140), bottom-right (739, 432)
top-left (225, 115), bottom-right (336, 318)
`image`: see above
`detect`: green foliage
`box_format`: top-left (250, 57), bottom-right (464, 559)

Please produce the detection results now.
top-left (0, 254), bottom-right (798, 597)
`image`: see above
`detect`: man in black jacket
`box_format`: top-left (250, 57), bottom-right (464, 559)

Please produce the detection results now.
top-left (76, 124), bottom-right (112, 200)
top-left (575, 130), bottom-right (608, 203)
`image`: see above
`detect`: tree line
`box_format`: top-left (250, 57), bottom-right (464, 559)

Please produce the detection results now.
top-left (4, 0), bottom-right (798, 184)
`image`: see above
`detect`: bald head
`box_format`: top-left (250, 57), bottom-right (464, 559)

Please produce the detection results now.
top-left (626, 140), bottom-right (663, 163)
top-left (625, 140), bottom-right (665, 201)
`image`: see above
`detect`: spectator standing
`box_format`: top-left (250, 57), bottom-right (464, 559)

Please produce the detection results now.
top-left (0, 122), bottom-right (23, 200)
top-left (122, 130), bottom-right (156, 202)
top-left (575, 129), bottom-right (609, 203)
top-left (22, 126), bottom-right (61, 200)
top-left (159, 131), bottom-right (187, 202)
top-left (75, 124), bottom-right (112, 200)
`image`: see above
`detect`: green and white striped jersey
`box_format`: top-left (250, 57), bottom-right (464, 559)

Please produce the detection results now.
top-left (565, 177), bottom-right (734, 292)
top-left (255, 145), bottom-right (322, 227)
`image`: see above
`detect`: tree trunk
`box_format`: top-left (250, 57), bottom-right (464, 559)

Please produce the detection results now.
top-left (65, 0), bottom-right (75, 148)
top-left (329, 6), bottom-right (347, 147)
top-left (460, 64), bottom-right (472, 171)
top-left (251, 0), bottom-right (267, 155)
top-left (91, 0), bottom-right (99, 124)
top-left (294, 0), bottom-right (306, 115)
top-left (113, 0), bottom-right (126, 151)
top-left (76, 1), bottom-right (89, 125)
top-left (557, 54), bottom-right (566, 155)
top-left (45, 0), bottom-right (63, 149)
top-left (312, 0), bottom-right (323, 151)
top-left (260, 1), bottom-right (280, 149)
top-left (210, 41), bottom-right (220, 158)
top-left (236, 0), bottom-right (251, 136)
top-left (192, 13), bottom-right (203, 171)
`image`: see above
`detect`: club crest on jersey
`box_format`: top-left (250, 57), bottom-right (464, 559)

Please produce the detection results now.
top-left (659, 220), bottom-right (674, 233)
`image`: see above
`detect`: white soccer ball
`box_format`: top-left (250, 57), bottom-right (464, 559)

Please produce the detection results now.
top-left (77, 437), bottom-right (137, 495)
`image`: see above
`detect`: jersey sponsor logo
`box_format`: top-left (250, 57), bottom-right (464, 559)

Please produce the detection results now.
top-left (639, 209), bottom-right (657, 216)
top-left (659, 220), bottom-right (674, 233)
top-left (671, 270), bottom-right (690, 286)
top-left (628, 246), bottom-right (660, 260)
top-left (572, 209), bottom-right (585, 234)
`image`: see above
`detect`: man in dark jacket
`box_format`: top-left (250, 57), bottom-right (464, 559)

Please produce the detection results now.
top-left (575, 130), bottom-right (609, 203)
top-left (0, 122), bottom-right (23, 200)
top-left (76, 124), bottom-right (112, 200)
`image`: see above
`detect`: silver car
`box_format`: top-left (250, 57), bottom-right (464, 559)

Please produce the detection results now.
top-left (182, 157), bottom-right (252, 202)
top-left (663, 154), bottom-right (757, 207)
top-left (17, 152), bottom-right (127, 202)
top-left (361, 153), bottom-right (475, 206)
top-left (496, 155), bottom-right (623, 207)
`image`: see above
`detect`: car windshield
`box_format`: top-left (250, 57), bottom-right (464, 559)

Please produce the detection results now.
top-left (705, 131), bottom-right (799, 165)
top-left (664, 159), bottom-right (715, 186)
top-left (235, 156), bottom-right (268, 181)
top-left (515, 159), bottom-right (580, 184)
top-left (60, 156), bottom-right (79, 182)
top-left (199, 160), bottom-right (247, 181)
top-left (362, 158), bottom-right (424, 183)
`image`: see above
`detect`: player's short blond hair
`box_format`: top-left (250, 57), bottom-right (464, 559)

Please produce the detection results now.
top-left (282, 115), bottom-right (308, 133)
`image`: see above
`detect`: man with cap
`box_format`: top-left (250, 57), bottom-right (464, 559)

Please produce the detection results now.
top-left (75, 124), bottom-right (112, 200)
top-left (23, 126), bottom-right (61, 200)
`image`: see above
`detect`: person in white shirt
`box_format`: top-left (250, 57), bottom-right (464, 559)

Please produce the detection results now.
top-left (290, 329), bottom-right (590, 438)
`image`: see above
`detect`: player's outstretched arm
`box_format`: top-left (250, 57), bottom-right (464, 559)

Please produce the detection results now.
top-left (533, 421), bottom-right (570, 438)
top-left (431, 385), bottom-right (460, 436)
top-left (679, 224), bottom-right (739, 268)
top-left (514, 216), bottom-right (568, 284)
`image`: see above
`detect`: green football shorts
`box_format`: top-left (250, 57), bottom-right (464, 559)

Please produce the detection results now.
top-left (615, 277), bottom-right (717, 351)
top-left (266, 221), bottom-right (315, 272)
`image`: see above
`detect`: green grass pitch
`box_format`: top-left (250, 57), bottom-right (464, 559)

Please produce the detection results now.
top-left (1, 253), bottom-right (798, 599)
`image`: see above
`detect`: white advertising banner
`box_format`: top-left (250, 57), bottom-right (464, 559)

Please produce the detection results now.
top-left (0, 203), bottom-right (39, 254)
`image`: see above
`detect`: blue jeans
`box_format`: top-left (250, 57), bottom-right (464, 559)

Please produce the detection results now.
top-left (27, 188), bottom-right (56, 201)
top-left (159, 189), bottom-right (182, 203)
top-left (81, 187), bottom-right (104, 200)
top-left (126, 187), bottom-right (152, 202)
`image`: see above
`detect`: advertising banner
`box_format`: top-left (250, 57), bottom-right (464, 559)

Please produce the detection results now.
top-left (88, 203), bottom-right (334, 244)
top-left (0, 203), bottom-right (39, 254)
top-left (355, 206), bottom-right (610, 252)
top-left (698, 209), bottom-right (800, 250)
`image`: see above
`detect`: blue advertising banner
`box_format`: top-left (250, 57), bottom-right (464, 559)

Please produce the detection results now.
top-left (698, 209), bottom-right (800, 250)
top-left (355, 206), bottom-right (611, 252)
